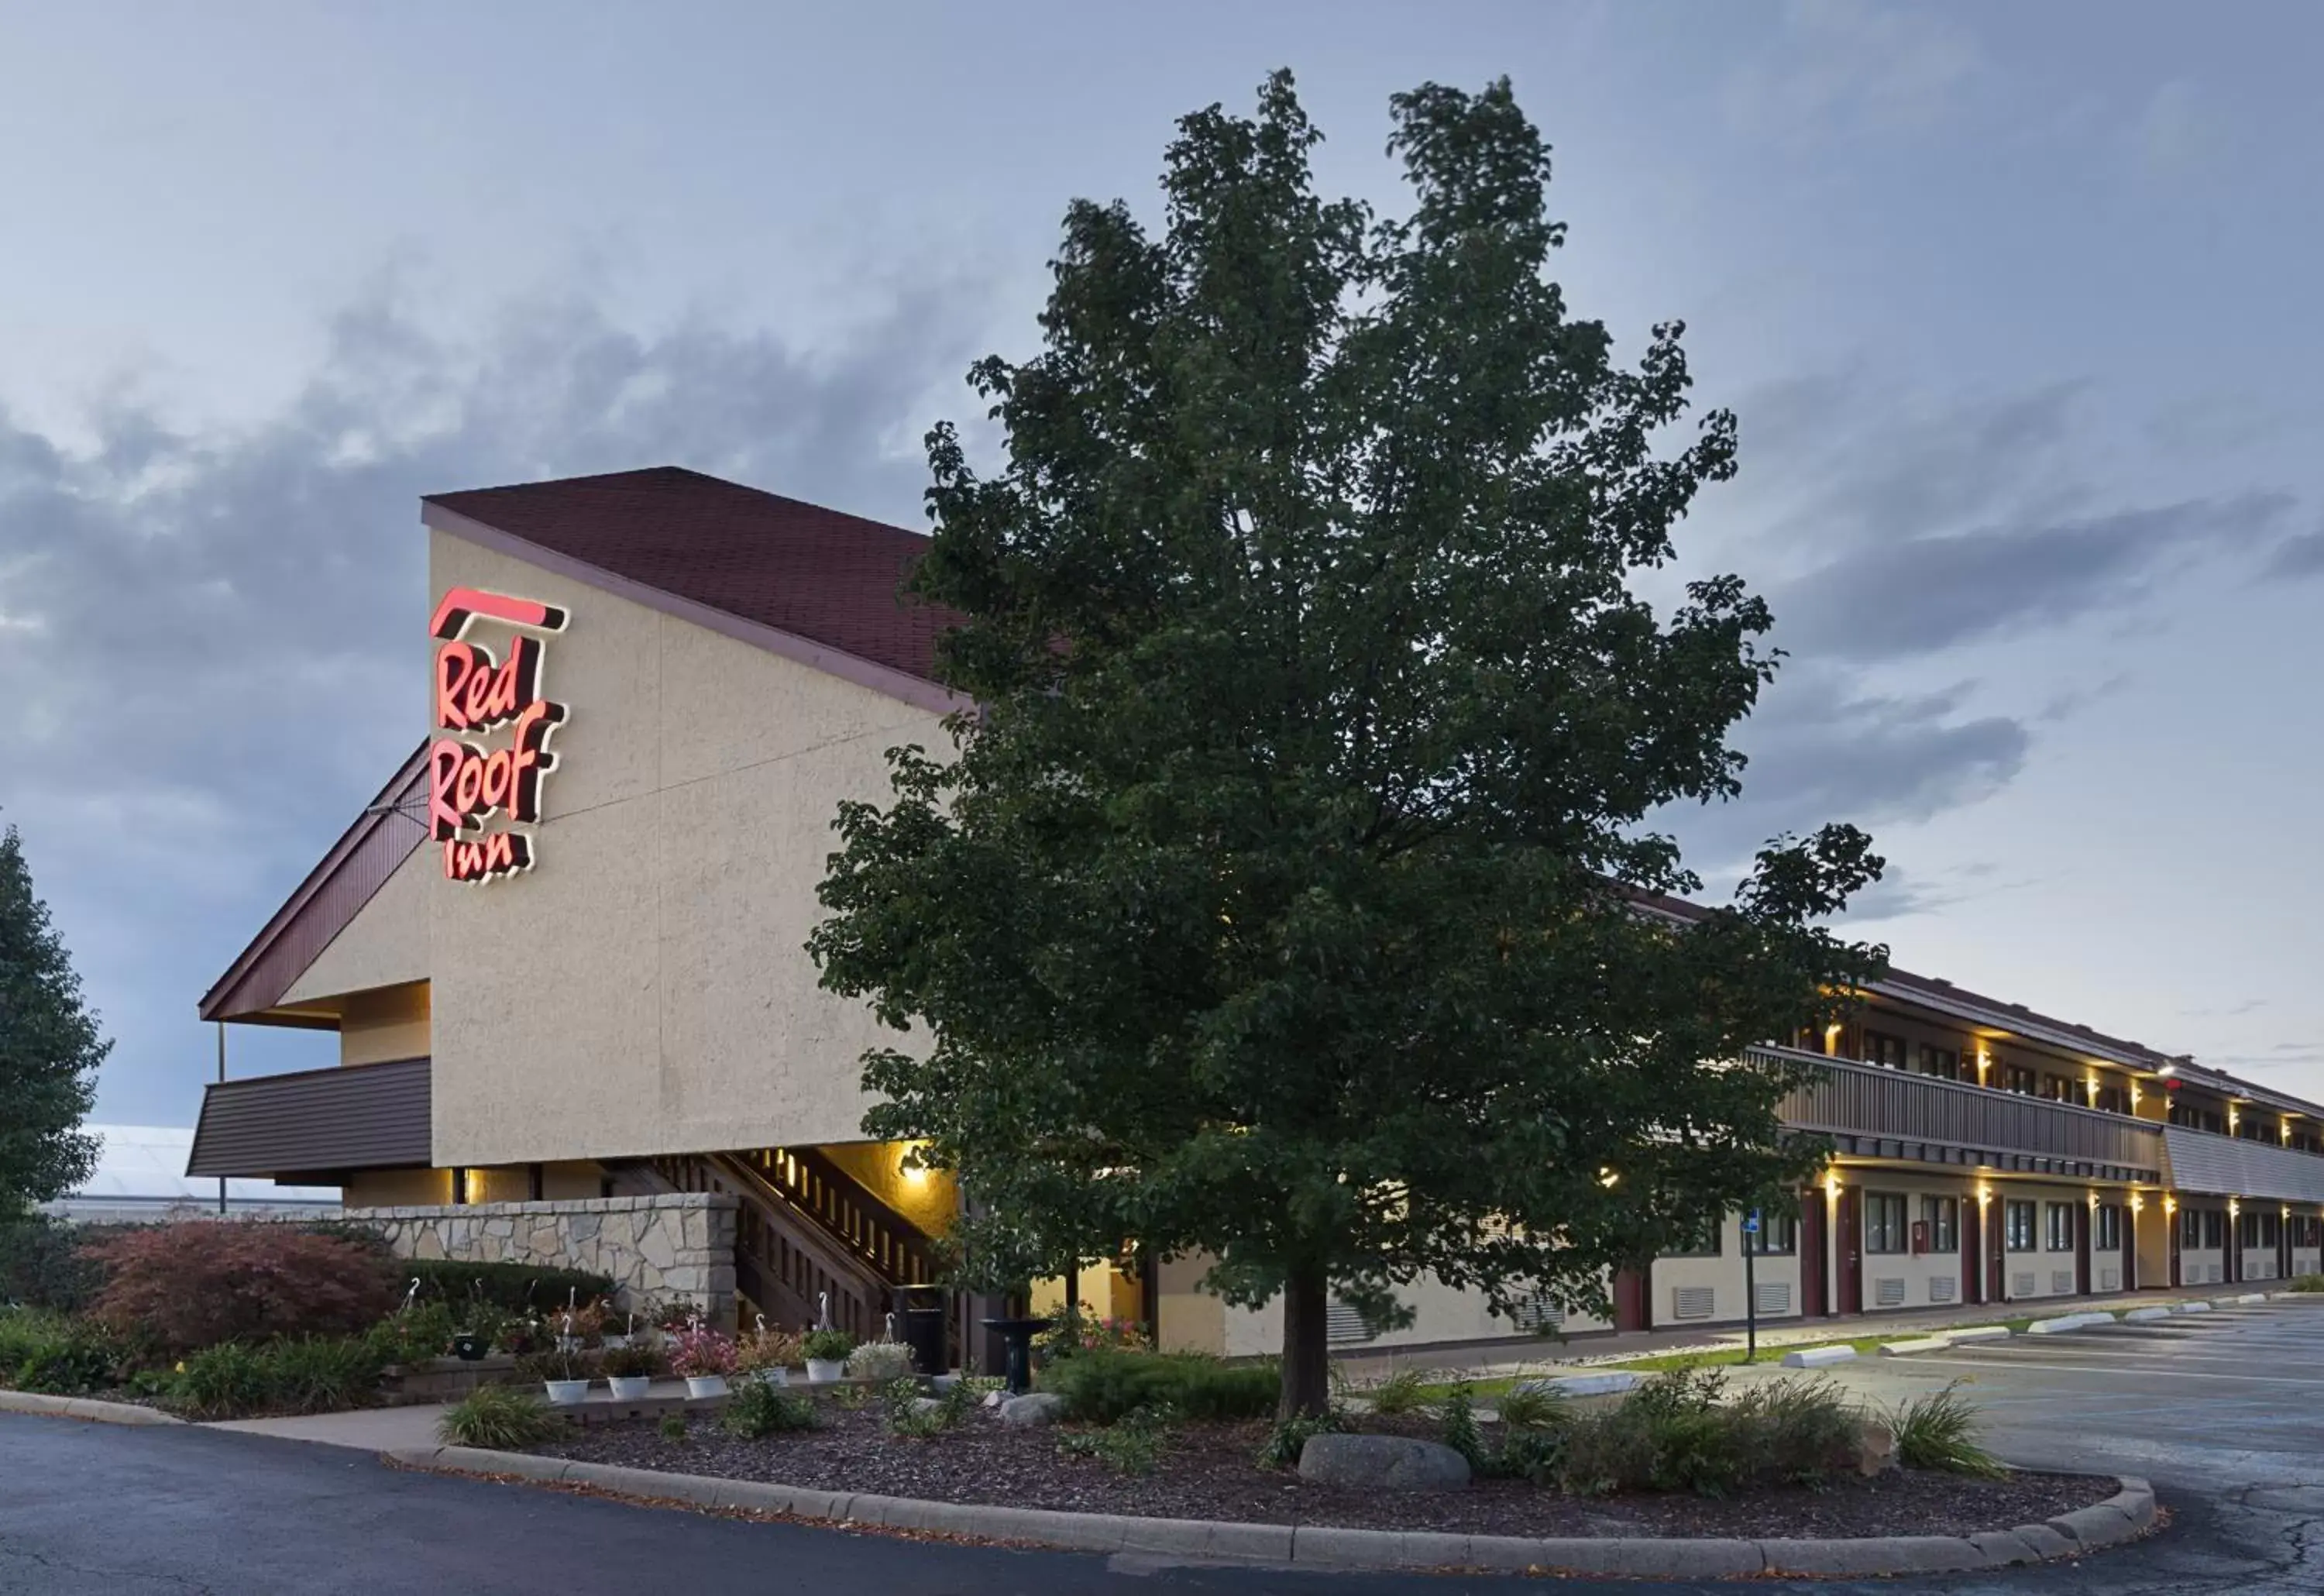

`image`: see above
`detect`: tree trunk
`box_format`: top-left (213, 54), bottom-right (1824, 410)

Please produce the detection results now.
top-left (1279, 1261), bottom-right (1332, 1419)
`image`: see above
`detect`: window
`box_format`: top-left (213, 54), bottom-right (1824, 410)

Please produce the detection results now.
top-left (2261, 1212), bottom-right (2281, 1247)
top-left (2202, 1209), bottom-right (2226, 1250)
top-left (1748, 1212), bottom-right (1798, 1255)
top-left (2094, 1084), bottom-right (2130, 1116)
top-left (1923, 1195), bottom-right (1958, 1252)
top-left (2005, 1065), bottom-right (2039, 1096)
top-left (2237, 1211), bottom-right (2260, 1250)
top-left (1865, 1193), bottom-right (1909, 1254)
top-left (2169, 1101), bottom-right (2226, 1133)
top-left (2237, 1116), bottom-right (2270, 1143)
top-left (2046, 1202), bottom-right (2075, 1252)
top-left (2181, 1207), bottom-right (2202, 1247)
top-left (1918, 1044), bottom-right (1961, 1081)
top-left (2040, 1075), bottom-right (2077, 1103)
top-left (1663, 1215), bottom-right (1723, 1257)
top-left (2005, 1200), bottom-right (2037, 1252)
top-left (2095, 1203), bottom-right (2122, 1251)
top-left (1862, 1030), bottom-right (1909, 1069)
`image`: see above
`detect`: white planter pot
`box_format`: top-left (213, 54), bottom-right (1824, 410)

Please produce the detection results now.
top-left (544, 1379), bottom-right (590, 1406)
top-left (804, 1359), bottom-right (845, 1384)
top-left (683, 1374), bottom-right (729, 1399)
top-left (747, 1366), bottom-right (789, 1388)
top-left (605, 1375), bottom-right (652, 1401)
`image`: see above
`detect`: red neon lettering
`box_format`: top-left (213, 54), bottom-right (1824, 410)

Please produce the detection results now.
top-left (428, 590), bottom-right (567, 882)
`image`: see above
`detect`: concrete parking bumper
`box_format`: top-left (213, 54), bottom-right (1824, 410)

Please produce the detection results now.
top-left (384, 1444), bottom-right (2157, 1577)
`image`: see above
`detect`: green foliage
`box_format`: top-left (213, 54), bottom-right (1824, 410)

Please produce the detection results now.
top-left (1253, 1405), bottom-right (1342, 1470)
top-left (1057, 1402), bottom-right (1174, 1475)
top-left (171, 1342), bottom-right (272, 1419)
top-left (438, 1384), bottom-right (563, 1450)
top-left (809, 71), bottom-right (1887, 1418)
top-left (1437, 1382), bottom-right (1489, 1471)
top-left (1493, 1381), bottom-right (1569, 1432)
top-left (2290, 1274), bottom-right (2324, 1293)
top-left (1039, 1350), bottom-right (1279, 1426)
top-left (85, 1223), bottom-right (399, 1357)
top-left (657, 1409), bottom-right (690, 1443)
top-left (1889, 1381), bottom-right (2005, 1478)
top-left (0, 1216), bottom-right (112, 1312)
top-left (1492, 1426), bottom-right (1569, 1485)
top-left (876, 1375), bottom-right (961, 1438)
top-left (364, 1299), bottom-right (459, 1367)
top-left (0, 1309), bottom-right (120, 1395)
top-left (1554, 1369), bottom-right (1862, 1498)
top-left (401, 1261), bottom-right (615, 1316)
top-left (799, 1328), bottom-right (858, 1363)
top-left (0, 825), bottom-right (105, 1210)
top-left (722, 1379), bottom-right (823, 1438)
top-left (600, 1341), bottom-right (663, 1379)
top-left (263, 1335), bottom-right (387, 1415)
top-left (844, 1340), bottom-right (916, 1381)
top-left (1358, 1365), bottom-right (1432, 1416)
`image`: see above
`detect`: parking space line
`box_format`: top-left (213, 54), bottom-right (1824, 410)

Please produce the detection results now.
top-left (1899, 1355), bottom-right (2324, 1385)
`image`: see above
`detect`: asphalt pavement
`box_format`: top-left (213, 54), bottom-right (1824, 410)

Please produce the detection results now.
top-left (4, 1299), bottom-right (2323, 1594)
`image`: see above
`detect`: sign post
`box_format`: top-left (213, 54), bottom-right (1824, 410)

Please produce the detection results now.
top-left (1741, 1209), bottom-right (1761, 1364)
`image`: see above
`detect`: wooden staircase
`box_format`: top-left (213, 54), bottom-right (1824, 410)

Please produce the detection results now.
top-left (648, 1146), bottom-right (944, 1343)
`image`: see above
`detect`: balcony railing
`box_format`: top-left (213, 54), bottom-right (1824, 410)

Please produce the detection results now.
top-left (2161, 1124), bottom-right (2324, 1204)
top-left (187, 1056), bottom-right (431, 1179)
top-left (1756, 1044), bottom-right (2164, 1181)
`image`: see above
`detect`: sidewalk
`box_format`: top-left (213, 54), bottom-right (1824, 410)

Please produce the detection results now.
top-left (1339, 1286), bottom-right (2216, 1383)
top-left (206, 1376), bottom-right (705, 1452)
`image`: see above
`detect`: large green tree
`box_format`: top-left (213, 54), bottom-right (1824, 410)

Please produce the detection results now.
top-left (0, 823), bottom-right (105, 1214)
top-left (812, 72), bottom-right (1886, 1415)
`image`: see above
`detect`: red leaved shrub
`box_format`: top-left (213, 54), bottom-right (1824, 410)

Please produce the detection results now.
top-left (84, 1223), bottom-right (399, 1356)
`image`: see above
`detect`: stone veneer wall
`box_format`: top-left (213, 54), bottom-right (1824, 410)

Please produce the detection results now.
top-left (345, 1193), bottom-right (737, 1323)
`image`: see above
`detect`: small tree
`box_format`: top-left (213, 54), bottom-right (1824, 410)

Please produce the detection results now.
top-left (0, 823), bottom-right (104, 1215)
top-left (811, 72), bottom-right (1886, 1416)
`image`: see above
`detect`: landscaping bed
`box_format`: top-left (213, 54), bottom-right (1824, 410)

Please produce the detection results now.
top-left (526, 1398), bottom-right (2116, 1540)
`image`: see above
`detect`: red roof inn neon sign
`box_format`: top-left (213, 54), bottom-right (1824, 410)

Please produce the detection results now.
top-left (428, 586), bottom-right (569, 882)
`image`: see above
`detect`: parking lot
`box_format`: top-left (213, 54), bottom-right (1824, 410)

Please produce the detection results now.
top-left (1724, 1295), bottom-right (2324, 1594)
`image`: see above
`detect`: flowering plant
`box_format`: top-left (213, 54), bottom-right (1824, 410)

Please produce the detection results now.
top-left (735, 1326), bottom-right (802, 1373)
top-left (1037, 1306), bottom-right (1150, 1359)
top-left (667, 1326), bottom-right (737, 1379)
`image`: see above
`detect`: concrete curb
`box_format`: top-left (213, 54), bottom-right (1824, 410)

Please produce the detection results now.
top-left (0, 1389), bottom-right (184, 1427)
top-left (1779, 1344), bottom-right (1856, 1368)
top-left (383, 1446), bottom-right (2158, 1575)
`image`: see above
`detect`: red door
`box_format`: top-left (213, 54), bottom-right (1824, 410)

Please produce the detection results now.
top-left (1987, 1199), bottom-right (2007, 1302)
top-left (1800, 1189), bottom-right (1828, 1318)
top-left (2075, 1204), bottom-right (2092, 1297)
top-left (1835, 1187), bottom-right (1862, 1315)
top-left (1612, 1267), bottom-right (1650, 1332)
top-left (1961, 1202), bottom-right (1982, 1305)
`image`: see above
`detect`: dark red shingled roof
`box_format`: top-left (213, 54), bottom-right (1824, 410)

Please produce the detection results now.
top-left (422, 466), bottom-right (960, 686)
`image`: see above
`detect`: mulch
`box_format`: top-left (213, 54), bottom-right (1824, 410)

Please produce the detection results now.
top-left (528, 1399), bottom-right (2117, 1540)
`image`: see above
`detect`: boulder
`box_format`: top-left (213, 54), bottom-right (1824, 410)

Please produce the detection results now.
top-left (999, 1393), bottom-right (1065, 1426)
top-left (1298, 1433), bottom-right (1472, 1491)
top-left (1853, 1416), bottom-right (1899, 1477)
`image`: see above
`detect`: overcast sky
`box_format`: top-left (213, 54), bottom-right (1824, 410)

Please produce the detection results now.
top-left (5, 0), bottom-right (2320, 1126)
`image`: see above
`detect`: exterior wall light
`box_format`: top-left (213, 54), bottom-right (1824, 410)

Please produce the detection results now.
top-left (1824, 1171), bottom-right (1844, 1200)
top-left (2130, 1193), bottom-right (2144, 1213)
top-left (1597, 1168), bottom-right (1619, 1188)
top-left (2163, 1195), bottom-right (2177, 1215)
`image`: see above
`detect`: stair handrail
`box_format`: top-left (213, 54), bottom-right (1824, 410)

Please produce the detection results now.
top-left (706, 1151), bottom-right (892, 1311)
top-left (771, 1144), bottom-right (944, 1286)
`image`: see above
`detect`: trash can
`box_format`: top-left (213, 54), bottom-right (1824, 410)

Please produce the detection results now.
top-left (895, 1285), bottom-right (949, 1375)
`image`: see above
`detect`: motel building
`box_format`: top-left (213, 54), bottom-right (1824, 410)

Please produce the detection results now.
top-left (188, 467), bottom-right (2324, 1370)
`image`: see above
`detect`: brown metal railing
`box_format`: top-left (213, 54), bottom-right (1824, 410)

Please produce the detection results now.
top-left (1758, 1044), bottom-right (2164, 1174)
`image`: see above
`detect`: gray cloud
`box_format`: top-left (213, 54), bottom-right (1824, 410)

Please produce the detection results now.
top-left (1667, 668), bottom-right (2029, 883)
top-left (1772, 493), bottom-right (2295, 662)
top-left (2261, 528), bottom-right (2324, 580)
top-left (0, 280), bottom-right (993, 1122)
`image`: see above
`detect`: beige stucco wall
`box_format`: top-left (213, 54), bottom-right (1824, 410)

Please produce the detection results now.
top-left (425, 528), bottom-right (951, 1168)
top-left (1210, 1269), bottom-right (1613, 1360)
top-left (816, 1141), bottom-right (956, 1237)
top-left (338, 982), bottom-right (431, 1067)
top-left (346, 1167), bottom-right (454, 1207)
top-left (1649, 1212), bottom-right (1803, 1326)
top-left (284, 846), bottom-right (432, 1005)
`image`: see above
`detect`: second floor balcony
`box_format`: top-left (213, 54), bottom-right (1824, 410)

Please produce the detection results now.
top-left (1758, 1044), bottom-right (2165, 1185)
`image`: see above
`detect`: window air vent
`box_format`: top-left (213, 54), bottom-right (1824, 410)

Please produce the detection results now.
top-left (1670, 1285), bottom-right (1715, 1320)
top-left (1875, 1278), bottom-right (1906, 1307)
top-left (1928, 1275), bottom-right (1956, 1302)
top-left (2051, 1271), bottom-right (2075, 1295)
top-left (1513, 1292), bottom-right (1563, 1333)
top-left (1753, 1281), bottom-right (1791, 1316)
top-left (2012, 1272), bottom-right (2037, 1297)
top-left (1324, 1301), bottom-right (1377, 1346)
top-left (2099, 1267), bottom-right (2120, 1292)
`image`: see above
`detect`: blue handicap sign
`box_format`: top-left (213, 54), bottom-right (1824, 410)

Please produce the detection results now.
top-left (1742, 1210), bottom-right (1761, 1234)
